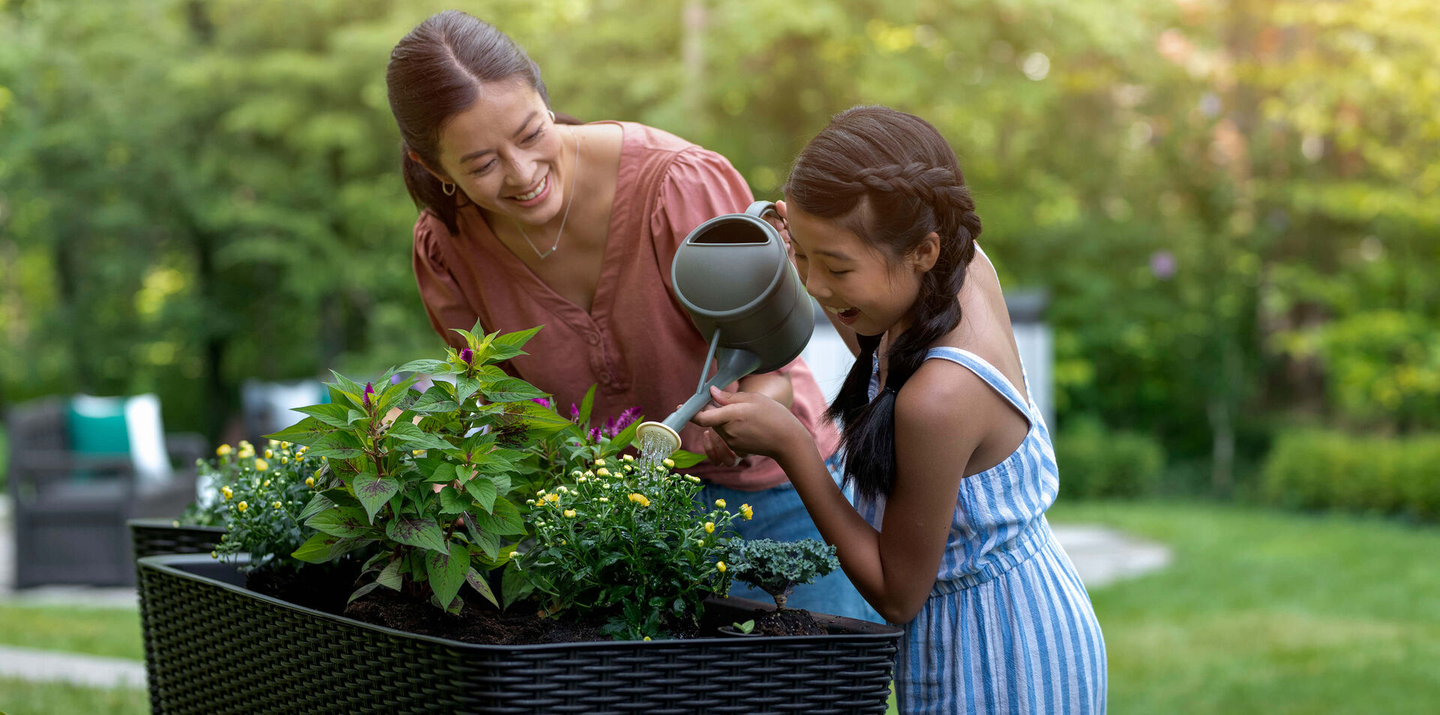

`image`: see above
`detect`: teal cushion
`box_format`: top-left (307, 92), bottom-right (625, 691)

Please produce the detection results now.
top-left (68, 397), bottom-right (131, 480)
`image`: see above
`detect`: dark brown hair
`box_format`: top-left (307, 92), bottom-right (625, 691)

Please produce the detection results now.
top-left (785, 106), bottom-right (982, 501)
top-left (387, 11), bottom-right (575, 234)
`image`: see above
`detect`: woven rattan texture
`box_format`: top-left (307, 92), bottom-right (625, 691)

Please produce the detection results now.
top-left (139, 561), bottom-right (899, 714)
top-left (130, 523), bottom-right (226, 559)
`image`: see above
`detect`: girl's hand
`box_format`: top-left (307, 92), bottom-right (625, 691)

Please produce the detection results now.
top-left (691, 386), bottom-right (808, 461)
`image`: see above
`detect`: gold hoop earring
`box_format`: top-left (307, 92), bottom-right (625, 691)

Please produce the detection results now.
top-left (548, 110), bottom-right (556, 123)
top-left (441, 182), bottom-right (456, 196)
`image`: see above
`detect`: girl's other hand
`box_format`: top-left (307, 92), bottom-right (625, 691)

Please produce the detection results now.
top-left (691, 386), bottom-right (807, 460)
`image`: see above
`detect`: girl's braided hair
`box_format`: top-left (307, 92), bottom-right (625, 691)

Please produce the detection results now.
top-left (785, 106), bottom-right (981, 501)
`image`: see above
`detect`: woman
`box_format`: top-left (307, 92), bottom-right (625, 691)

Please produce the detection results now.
top-left (386, 11), bottom-right (876, 621)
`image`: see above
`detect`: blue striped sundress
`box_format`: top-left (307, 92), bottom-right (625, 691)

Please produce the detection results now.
top-left (858, 346), bottom-right (1107, 715)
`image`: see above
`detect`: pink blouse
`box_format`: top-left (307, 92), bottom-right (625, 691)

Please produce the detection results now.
top-left (412, 121), bottom-right (839, 491)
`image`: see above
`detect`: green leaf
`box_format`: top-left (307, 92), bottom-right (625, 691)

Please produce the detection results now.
top-left (292, 404), bottom-right (356, 429)
top-left (347, 582), bottom-right (381, 605)
top-left (292, 533), bottom-right (367, 564)
top-left (306, 431), bottom-right (366, 460)
top-left (298, 492), bottom-right (336, 522)
top-left (465, 567), bottom-right (499, 608)
top-left (386, 516), bottom-right (449, 553)
top-left (377, 558), bottom-right (403, 591)
top-left (410, 385), bottom-right (459, 414)
top-left (426, 541), bottom-right (470, 608)
top-left (479, 378), bottom-right (547, 403)
top-left (471, 497), bottom-right (526, 536)
top-left (425, 462), bottom-right (458, 484)
top-left (353, 473), bottom-right (399, 523)
top-left (668, 449), bottom-right (707, 469)
top-left (306, 507), bottom-right (373, 537)
top-left (437, 486), bottom-right (468, 515)
top-left (385, 421), bottom-right (454, 451)
top-left (397, 359), bottom-right (456, 375)
top-left (329, 370), bottom-right (367, 398)
top-left (578, 384), bottom-right (597, 427)
top-left (485, 343), bottom-right (528, 363)
top-left (491, 325), bottom-right (542, 350)
top-left (464, 477), bottom-right (497, 513)
top-left (502, 562), bottom-right (534, 610)
top-left (470, 529), bottom-right (500, 561)
top-left (263, 416), bottom-right (330, 446)
top-left (320, 487), bottom-right (360, 508)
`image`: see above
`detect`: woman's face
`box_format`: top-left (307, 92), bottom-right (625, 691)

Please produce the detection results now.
top-left (430, 81), bottom-right (570, 226)
top-left (784, 199), bottom-right (934, 338)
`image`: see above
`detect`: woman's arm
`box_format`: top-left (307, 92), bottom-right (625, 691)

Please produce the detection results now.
top-left (694, 360), bottom-right (991, 624)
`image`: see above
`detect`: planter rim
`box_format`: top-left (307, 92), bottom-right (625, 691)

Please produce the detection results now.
top-left (128, 517), bottom-right (227, 533)
top-left (138, 553), bottom-right (902, 652)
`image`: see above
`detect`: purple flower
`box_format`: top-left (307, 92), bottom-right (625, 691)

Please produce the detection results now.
top-left (390, 374), bottom-right (403, 386)
top-left (615, 407), bottom-right (641, 431)
top-left (1150, 250), bottom-right (1177, 280)
top-left (459, 347), bottom-right (474, 365)
top-left (570, 403), bottom-right (581, 421)
top-left (532, 397), bottom-right (552, 409)
top-left (362, 382), bottom-right (375, 407)
top-left (588, 427), bottom-right (601, 442)
top-left (602, 417), bottom-right (616, 437)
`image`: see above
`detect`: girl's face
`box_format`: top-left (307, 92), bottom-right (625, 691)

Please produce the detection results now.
top-left (427, 81), bottom-right (571, 226)
top-left (784, 199), bottom-right (937, 338)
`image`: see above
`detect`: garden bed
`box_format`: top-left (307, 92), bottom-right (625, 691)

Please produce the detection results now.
top-left (138, 554), bottom-right (900, 714)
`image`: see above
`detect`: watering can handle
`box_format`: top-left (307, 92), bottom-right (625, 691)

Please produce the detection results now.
top-left (745, 201), bottom-right (779, 220)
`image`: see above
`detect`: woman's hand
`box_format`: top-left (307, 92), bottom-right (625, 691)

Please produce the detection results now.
top-left (691, 385), bottom-right (809, 461)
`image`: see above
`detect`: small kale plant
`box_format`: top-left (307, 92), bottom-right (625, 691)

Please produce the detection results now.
top-left (726, 538), bottom-right (840, 610)
top-left (269, 323), bottom-right (571, 612)
top-left (511, 456), bottom-right (747, 640)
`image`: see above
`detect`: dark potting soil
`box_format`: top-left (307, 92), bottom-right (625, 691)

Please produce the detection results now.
top-left (749, 607), bottom-right (828, 636)
top-left (245, 560), bottom-right (361, 615)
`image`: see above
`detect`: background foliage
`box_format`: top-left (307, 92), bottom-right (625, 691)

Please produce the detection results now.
top-left (1, 0), bottom-right (1437, 500)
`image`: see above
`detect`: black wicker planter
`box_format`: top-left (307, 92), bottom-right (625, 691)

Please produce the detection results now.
top-left (128, 518), bottom-right (227, 560)
top-left (137, 554), bottom-right (901, 714)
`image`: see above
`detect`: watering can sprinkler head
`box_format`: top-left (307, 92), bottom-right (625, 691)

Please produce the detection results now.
top-left (635, 201), bottom-right (814, 458)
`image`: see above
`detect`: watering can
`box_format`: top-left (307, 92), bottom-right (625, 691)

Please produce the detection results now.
top-left (635, 201), bottom-right (815, 456)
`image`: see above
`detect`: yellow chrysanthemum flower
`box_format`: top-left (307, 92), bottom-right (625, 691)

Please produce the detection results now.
top-left (264, 449), bottom-right (273, 459)
top-left (598, 497), bottom-right (609, 503)
top-left (628, 493), bottom-right (650, 507)
top-left (216, 444), bottom-right (232, 456)
top-left (623, 454), bottom-right (634, 462)
top-left (685, 475), bottom-right (701, 484)
top-left (545, 493), bottom-right (560, 503)
top-left (305, 477), bottom-right (315, 488)
top-left (221, 486), bottom-right (233, 501)
top-left (596, 468), bottom-right (611, 477)
top-left (262, 479), bottom-right (271, 488)
top-left (716, 561), bottom-right (727, 573)
top-left (237, 501), bottom-right (248, 513)
top-left (210, 551), bottom-right (218, 559)
top-left (563, 510), bottom-right (576, 518)
top-left (663, 458), bottom-right (675, 468)
top-left (595, 458), bottom-right (606, 467)
top-left (714, 499), bottom-right (726, 508)
top-left (254, 459), bottom-right (269, 471)
top-left (704, 522), bottom-right (715, 534)
top-left (740, 504), bottom-right (753, 520)
top-left (272, 501), bottom-right (282, 510)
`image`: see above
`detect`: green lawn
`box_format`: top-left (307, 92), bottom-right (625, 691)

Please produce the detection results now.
top-left (0, 677), bottom-right (148, 715)
top-left (5, 502), bottom-right (1438, 714)
top-left (0, 604), bottom-right (143, 661)
top-left (1048, 501), bottom-right (1440, 715)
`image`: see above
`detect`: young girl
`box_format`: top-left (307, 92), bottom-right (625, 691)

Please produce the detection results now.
top-left (693, 106), bottom-right (1107, 714)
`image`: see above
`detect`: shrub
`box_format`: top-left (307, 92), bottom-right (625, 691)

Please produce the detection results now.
top-left (1054, 416), bottom-right (1166, 500)
top-left (726, 538), bottom-right (840, 610)
top-left (201, 440), bottom-right (325, 571)
top-left (512, 456), bottom-right (741, 640)
top-left (1261, 429), bottom-right (1440, 521)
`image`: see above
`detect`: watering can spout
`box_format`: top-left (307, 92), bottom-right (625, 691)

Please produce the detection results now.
top-left (634, 200), bottom-right (814, 460)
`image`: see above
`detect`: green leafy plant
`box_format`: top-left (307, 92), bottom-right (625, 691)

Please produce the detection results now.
top-left (204, 440), bottom-right (325, 572)
top-left (268, 323), bottom-right (571, 612)
top-left (731, 619), bottom-right (755, 634)
top-left (511, 456), bottom-right (745, 639)
top-left (726, 538), bottom-right (840, 610)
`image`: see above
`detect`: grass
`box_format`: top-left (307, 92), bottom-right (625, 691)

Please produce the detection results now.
top-left (1048, 501), bottom-right (1440, 715)
top-left (0, 677), bottom-right (148, 715)
top-left (0, 604), bottom-right (143, 662)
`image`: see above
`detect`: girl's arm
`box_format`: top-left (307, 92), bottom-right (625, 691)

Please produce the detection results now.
top-left (694, 360), bottom-right (991, 624)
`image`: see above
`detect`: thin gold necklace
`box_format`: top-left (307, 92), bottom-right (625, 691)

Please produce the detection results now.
top-left (513, 128), bottom-right (581, 260)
